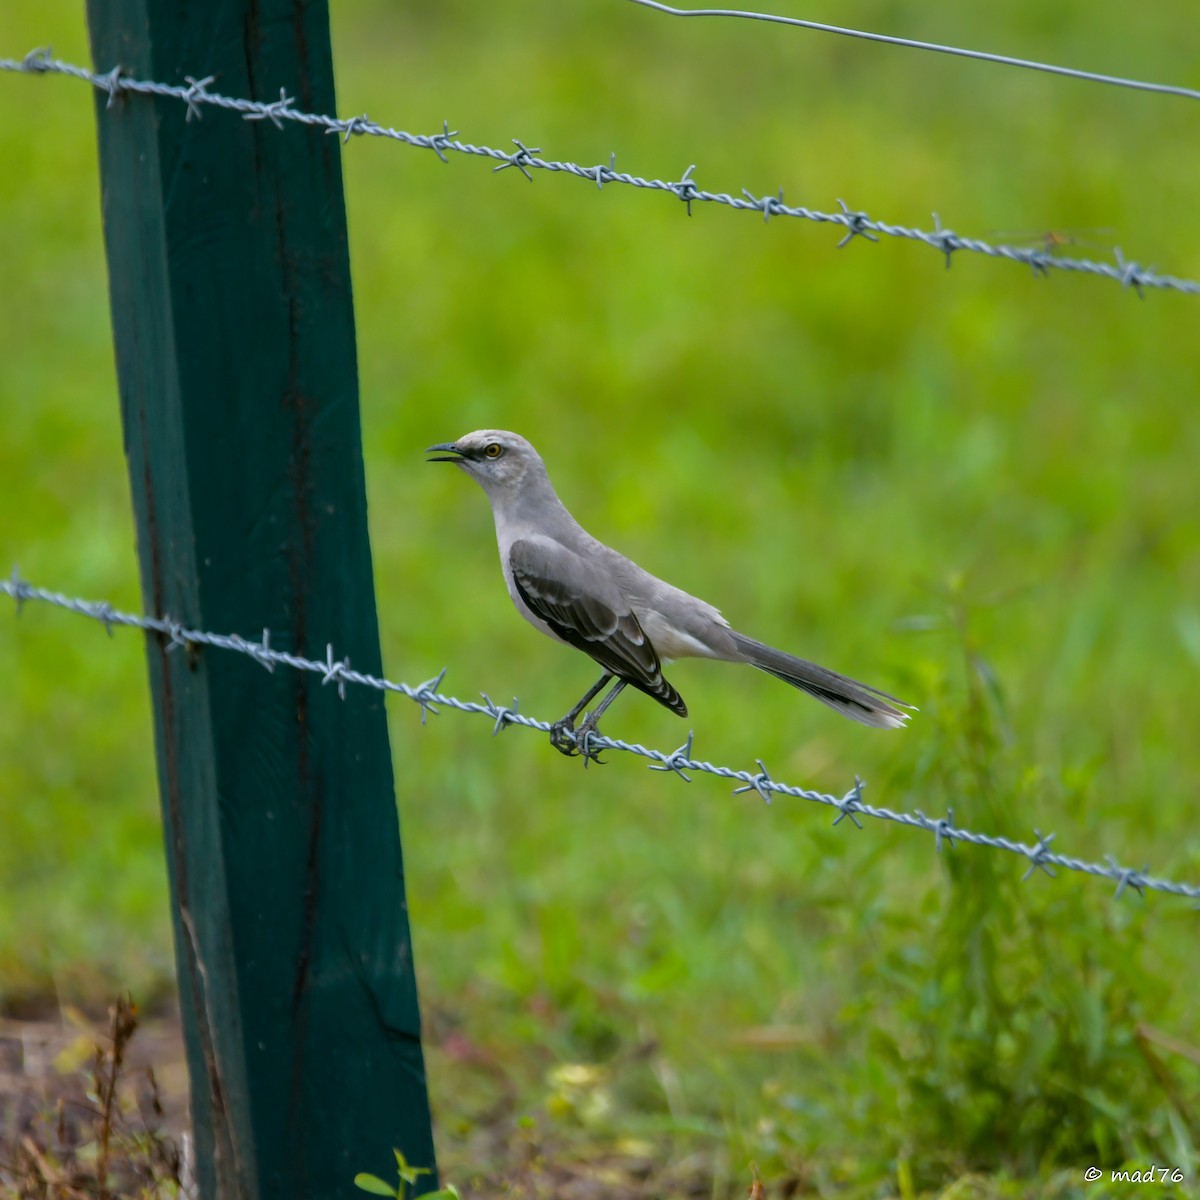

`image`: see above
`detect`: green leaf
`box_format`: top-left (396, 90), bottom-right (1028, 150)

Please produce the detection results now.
top-left (354, 1173), bottom-right (399, 1198)
top-left (394, 1147), bottom-right (432, 1184)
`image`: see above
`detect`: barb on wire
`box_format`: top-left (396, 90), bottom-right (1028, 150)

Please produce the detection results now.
top-left (625, 0), bottom-right (1200, 106)
top-left (2, 48), bottom-right (1198, 297)
top-left (4, 569), bottom-right (1200, 902)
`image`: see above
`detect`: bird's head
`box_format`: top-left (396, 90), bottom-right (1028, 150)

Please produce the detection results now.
top-left (426, 429), bottom-right (548, 503)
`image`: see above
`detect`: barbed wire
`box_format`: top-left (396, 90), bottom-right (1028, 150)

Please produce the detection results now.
top-left (4, 568), bottom-right (1199, 902)
top-left (627, 0), bottom-right (1200, 105)
top-left (2, 47), bottom-right (1198, 298)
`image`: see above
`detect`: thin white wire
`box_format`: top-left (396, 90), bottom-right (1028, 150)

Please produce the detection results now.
top-left (626, 0), bottom-right (1200, 104)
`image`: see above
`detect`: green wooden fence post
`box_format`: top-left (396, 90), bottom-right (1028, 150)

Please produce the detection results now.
top-left (84, 2), bottom-right (437, 1195)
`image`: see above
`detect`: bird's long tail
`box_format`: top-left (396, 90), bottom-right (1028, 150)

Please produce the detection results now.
top-left (729, 631), bottom-right (913, 729)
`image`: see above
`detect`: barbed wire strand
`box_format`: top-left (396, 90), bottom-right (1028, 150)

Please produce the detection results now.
top-left (4, 569), bottom-right (1199, 902)
top-left (626, 0), bottom-right (1200, 105)
top-left (1, 48), bottom-right (1197, 298)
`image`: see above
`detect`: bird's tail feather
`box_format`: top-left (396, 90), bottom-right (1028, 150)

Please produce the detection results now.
top-left (730, 631), bottom-right (912, 729)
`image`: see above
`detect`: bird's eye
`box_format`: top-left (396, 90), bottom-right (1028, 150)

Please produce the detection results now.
top-left (484, 443), bottom-right (503, 459)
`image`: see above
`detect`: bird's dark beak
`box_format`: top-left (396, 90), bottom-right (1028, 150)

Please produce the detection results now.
top-left (426, 442), bottom-right (465, 463)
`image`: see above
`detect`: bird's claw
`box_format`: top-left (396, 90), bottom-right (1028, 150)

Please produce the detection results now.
top-left (548, 714), bottom-right (607, 765)
top-left (574, 712), bottom-right (607, 766)
top-left (549, 718), bottom-right (579, 758)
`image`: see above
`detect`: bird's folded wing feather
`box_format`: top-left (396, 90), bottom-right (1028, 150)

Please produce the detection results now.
top-left (509, 537), bottom-right (665, 690)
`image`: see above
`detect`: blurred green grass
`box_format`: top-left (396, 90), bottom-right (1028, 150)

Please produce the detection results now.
top-left (2, 1), bottom-right (1199, 1194)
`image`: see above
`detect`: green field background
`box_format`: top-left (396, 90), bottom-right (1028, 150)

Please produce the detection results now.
top-left (1, 2), bottom-right (1198, 1194)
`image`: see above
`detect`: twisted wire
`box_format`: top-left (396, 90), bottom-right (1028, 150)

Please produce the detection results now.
top-left (4, 569), bottom-right (1198, 902)
top-left (2, 48), bottom-right (1196, 296)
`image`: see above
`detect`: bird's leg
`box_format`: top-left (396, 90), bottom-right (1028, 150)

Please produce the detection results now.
top-left (550, 672), bottom-right (613, 757)
top-left (574, 679), bottom-right (629, 766)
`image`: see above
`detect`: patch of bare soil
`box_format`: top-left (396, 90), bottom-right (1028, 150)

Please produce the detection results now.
top-left (0, 996), bottom-right (189, 1198)
top-left (1, 1000), bottom-right (783, 1198)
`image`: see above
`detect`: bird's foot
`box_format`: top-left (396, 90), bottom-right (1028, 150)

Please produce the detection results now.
top-left (549, 718), bottom-right (581, 758)
top-left (547, 714), bottom-right (607, 765)
top-left (574, 711), bottom-right (608, 767)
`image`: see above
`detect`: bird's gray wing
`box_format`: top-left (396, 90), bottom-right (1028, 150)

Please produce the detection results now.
top-left (509, 537), bottom-right (685, 715)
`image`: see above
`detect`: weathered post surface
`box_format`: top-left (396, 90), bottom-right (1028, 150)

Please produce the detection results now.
top-left (85, 2), bottom-right (438, 1195)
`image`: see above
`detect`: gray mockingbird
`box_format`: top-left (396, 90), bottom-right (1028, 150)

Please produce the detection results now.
top-left (428, 430), bottom-right (913, 759)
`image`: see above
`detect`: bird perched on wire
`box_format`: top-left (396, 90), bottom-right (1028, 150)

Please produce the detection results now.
top-left (427, 430), bottom-right (913, 761)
